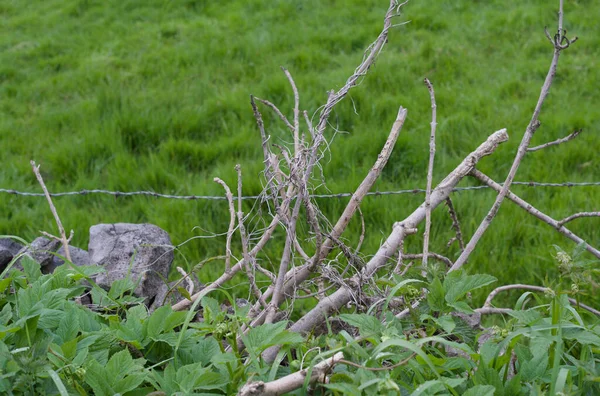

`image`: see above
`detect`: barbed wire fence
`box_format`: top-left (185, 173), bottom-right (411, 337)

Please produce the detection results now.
top-left (2, 180), bottom-right (600, 201)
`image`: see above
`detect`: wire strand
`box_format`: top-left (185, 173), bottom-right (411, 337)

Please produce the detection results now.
top-left (1, 180), bottom-right (599, 201)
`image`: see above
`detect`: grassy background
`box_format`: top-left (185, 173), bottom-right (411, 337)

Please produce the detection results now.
top-left (1, 0), bottom-right (598, 305)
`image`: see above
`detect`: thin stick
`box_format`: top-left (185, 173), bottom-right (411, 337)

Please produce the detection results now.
top-left (312, 107), bottom-right (408, 268)
top-left (403, 252), bottom-right (453, 268)
top-left (282, 67), bottom-right (301, 155)
top-left (470, 169), bottom-right (600, 259)
top-left (481, 283), bottom-right (600, 317)
top-left (254, 97), bottom-right (295, 132)
top-left (450, 0), bottom-right (576, 272)
top-left (214, 177), bottom-right (236, 272)
top-left (422, 78), bottom-right (437, 271)
top-left (176, 266), bottom-right (195, 295)
top-left (238, 352), bottom-right (344, 396)
top-left (250, 95), bottom-right (281, 212)
top-left (236, 165), bottom-right (263, 301)
top-left (445, 197), bottom-right (465, 251)
top-left (557, 211), bottom-right (600, 227)
top-left (527, 129), bottom-right (582, 152)
top-left (30, 161), bottom-right (72, 262)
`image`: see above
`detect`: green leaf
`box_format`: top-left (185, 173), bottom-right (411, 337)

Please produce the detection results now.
top-left (506, 309), bottom-right (542, 325)
top-left (563, 328), bottom-right (600, 346)
top-left (193, 337), bottom-right (220, 367)
top-left (0, 303), bottom-right (12, 325)
top-left (21, 255), bottom-right (42, 281)
top-left (147, 305), bottom-right (171, 338)
top-left (427, 276), bottom-right (446, 312)
top-left (106, 349), bottom-right (144, 379)
top-left (448, 301), bottom-right (474, 314)
top-left (339, 313), bottom-right (385, 338)
top-left (324, 383), bottom-right (362, 394)
top-left (55, 306), bottom-right (80, 344)
top-left (0, 278), bottom-right (11, 294)
top-left (519, 350), bottom-right (548, 382)
top-left (108, 278), bottom-right (136, 299)
top-left (463, 385), bottom-right (496, 396)
top-left (201, 296), bottom-right (222, 322)
top-left (554, 367), bottom-right (570, 394)
top-left (47, 369), bottom-right (69, 396)
top-left (85, 359), bottom-right (114, 396)
top-left (177, 287), bottom-right (192, 300)
top-left (243, 322), bottom-right (300, 354)
top-left (444, 271), bottom-right (497, 303)
top-left (412, 378), bottom-right (465, 396)
top-left (114, 372), bottom-right (147, 394)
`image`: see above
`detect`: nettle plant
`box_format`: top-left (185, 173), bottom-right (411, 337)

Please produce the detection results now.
top-left (1, 0), bottom-right (599, 395)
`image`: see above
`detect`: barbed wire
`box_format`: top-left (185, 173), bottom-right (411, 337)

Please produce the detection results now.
top-left (1, 180), bottom-right (599, 201)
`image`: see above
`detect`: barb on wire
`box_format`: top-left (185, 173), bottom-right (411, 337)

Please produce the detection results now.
top-left (1, 181), bottom-right (600, 201)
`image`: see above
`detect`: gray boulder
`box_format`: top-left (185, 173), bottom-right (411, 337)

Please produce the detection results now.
top-left (14, 237), bottom-right (61, 270)
top-left (88, 223), bottom-right (174, 305)
top-left (0, 238), bottom-right (24, 271)
top-left (46, 245), bottom-right (91, 274)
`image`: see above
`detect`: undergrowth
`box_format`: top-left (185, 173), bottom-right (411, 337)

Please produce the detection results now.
top-left (0, 242), bottom-right (598, 394)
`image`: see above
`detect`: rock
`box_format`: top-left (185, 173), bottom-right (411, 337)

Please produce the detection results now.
top-left (46, 245), bottom-right (91, 274)
top-left (14, 237), bottom-right (61, 270)
top-left (0, 237), bottom-right (24, 271)
top-left (88, 223), bottom-right (174, 306)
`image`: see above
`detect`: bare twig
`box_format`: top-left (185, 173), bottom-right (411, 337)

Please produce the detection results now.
top-left (557, 211), bottom-right (600, 227)
top-left (250, 95), bottom-right (280, 211)
top-left (176, 266), bottom-right (195, 296)
top-left (480, 283), bottom-right (600, 317)
top-left (30, 161), bottom-right (72, 262)
top-left (450, 0), bottom-right (576, 272)
top-left (214, 177), bottom-right (236, 272)
top-left (282, 67), bottom-right (301, 155)
top-left (338, 352), bottom-right (416, 372)
top-left (403, 252), bottom-right (453, 268)
top-left (236, 165), bottom-right (263, 302)
top-left (445, 197), bottom-right (465, 251)
top-left (238, 352), bottom-right (344, 396)
top-left (527, 129), bottom-right (582, 152)
top-left (254, 97), bottom-right (295, 132)
top-left (470, 169), bottom-right (600, 259)
top-left (422, 78), bottom-right (437, 271)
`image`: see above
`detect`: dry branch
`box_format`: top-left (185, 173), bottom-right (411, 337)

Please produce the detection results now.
top-left (480, 283), bottom-right (600, 317)
top-left (422, 78), bottom-right (437, 270)
top-left (557, 211), bottom-right (600, 227)
top-left (527, 129), bottom-right (582, 152)
top-left (281, 67), bottom-right (301, 155)
top-left (403, 252), bottom-right (453, 268)
top-left (470, 169), bottom-right (600, 260)
top-left (450, 0), bottom-right (577, 272)
top-left (31, 161), bottom-right (72, 263)
top-left (214, 177), bottom-right (236, 272)
top-left (445, 197), bottom-right (465, 251)
top-left (238, 352), bottom-right (344, 396)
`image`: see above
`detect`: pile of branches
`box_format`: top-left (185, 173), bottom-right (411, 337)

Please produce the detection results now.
top-left (146, 0), bottom-right (599, 393)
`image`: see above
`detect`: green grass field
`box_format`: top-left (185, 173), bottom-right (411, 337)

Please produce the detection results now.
top-left (1, 0), bottom-right (598, 304)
